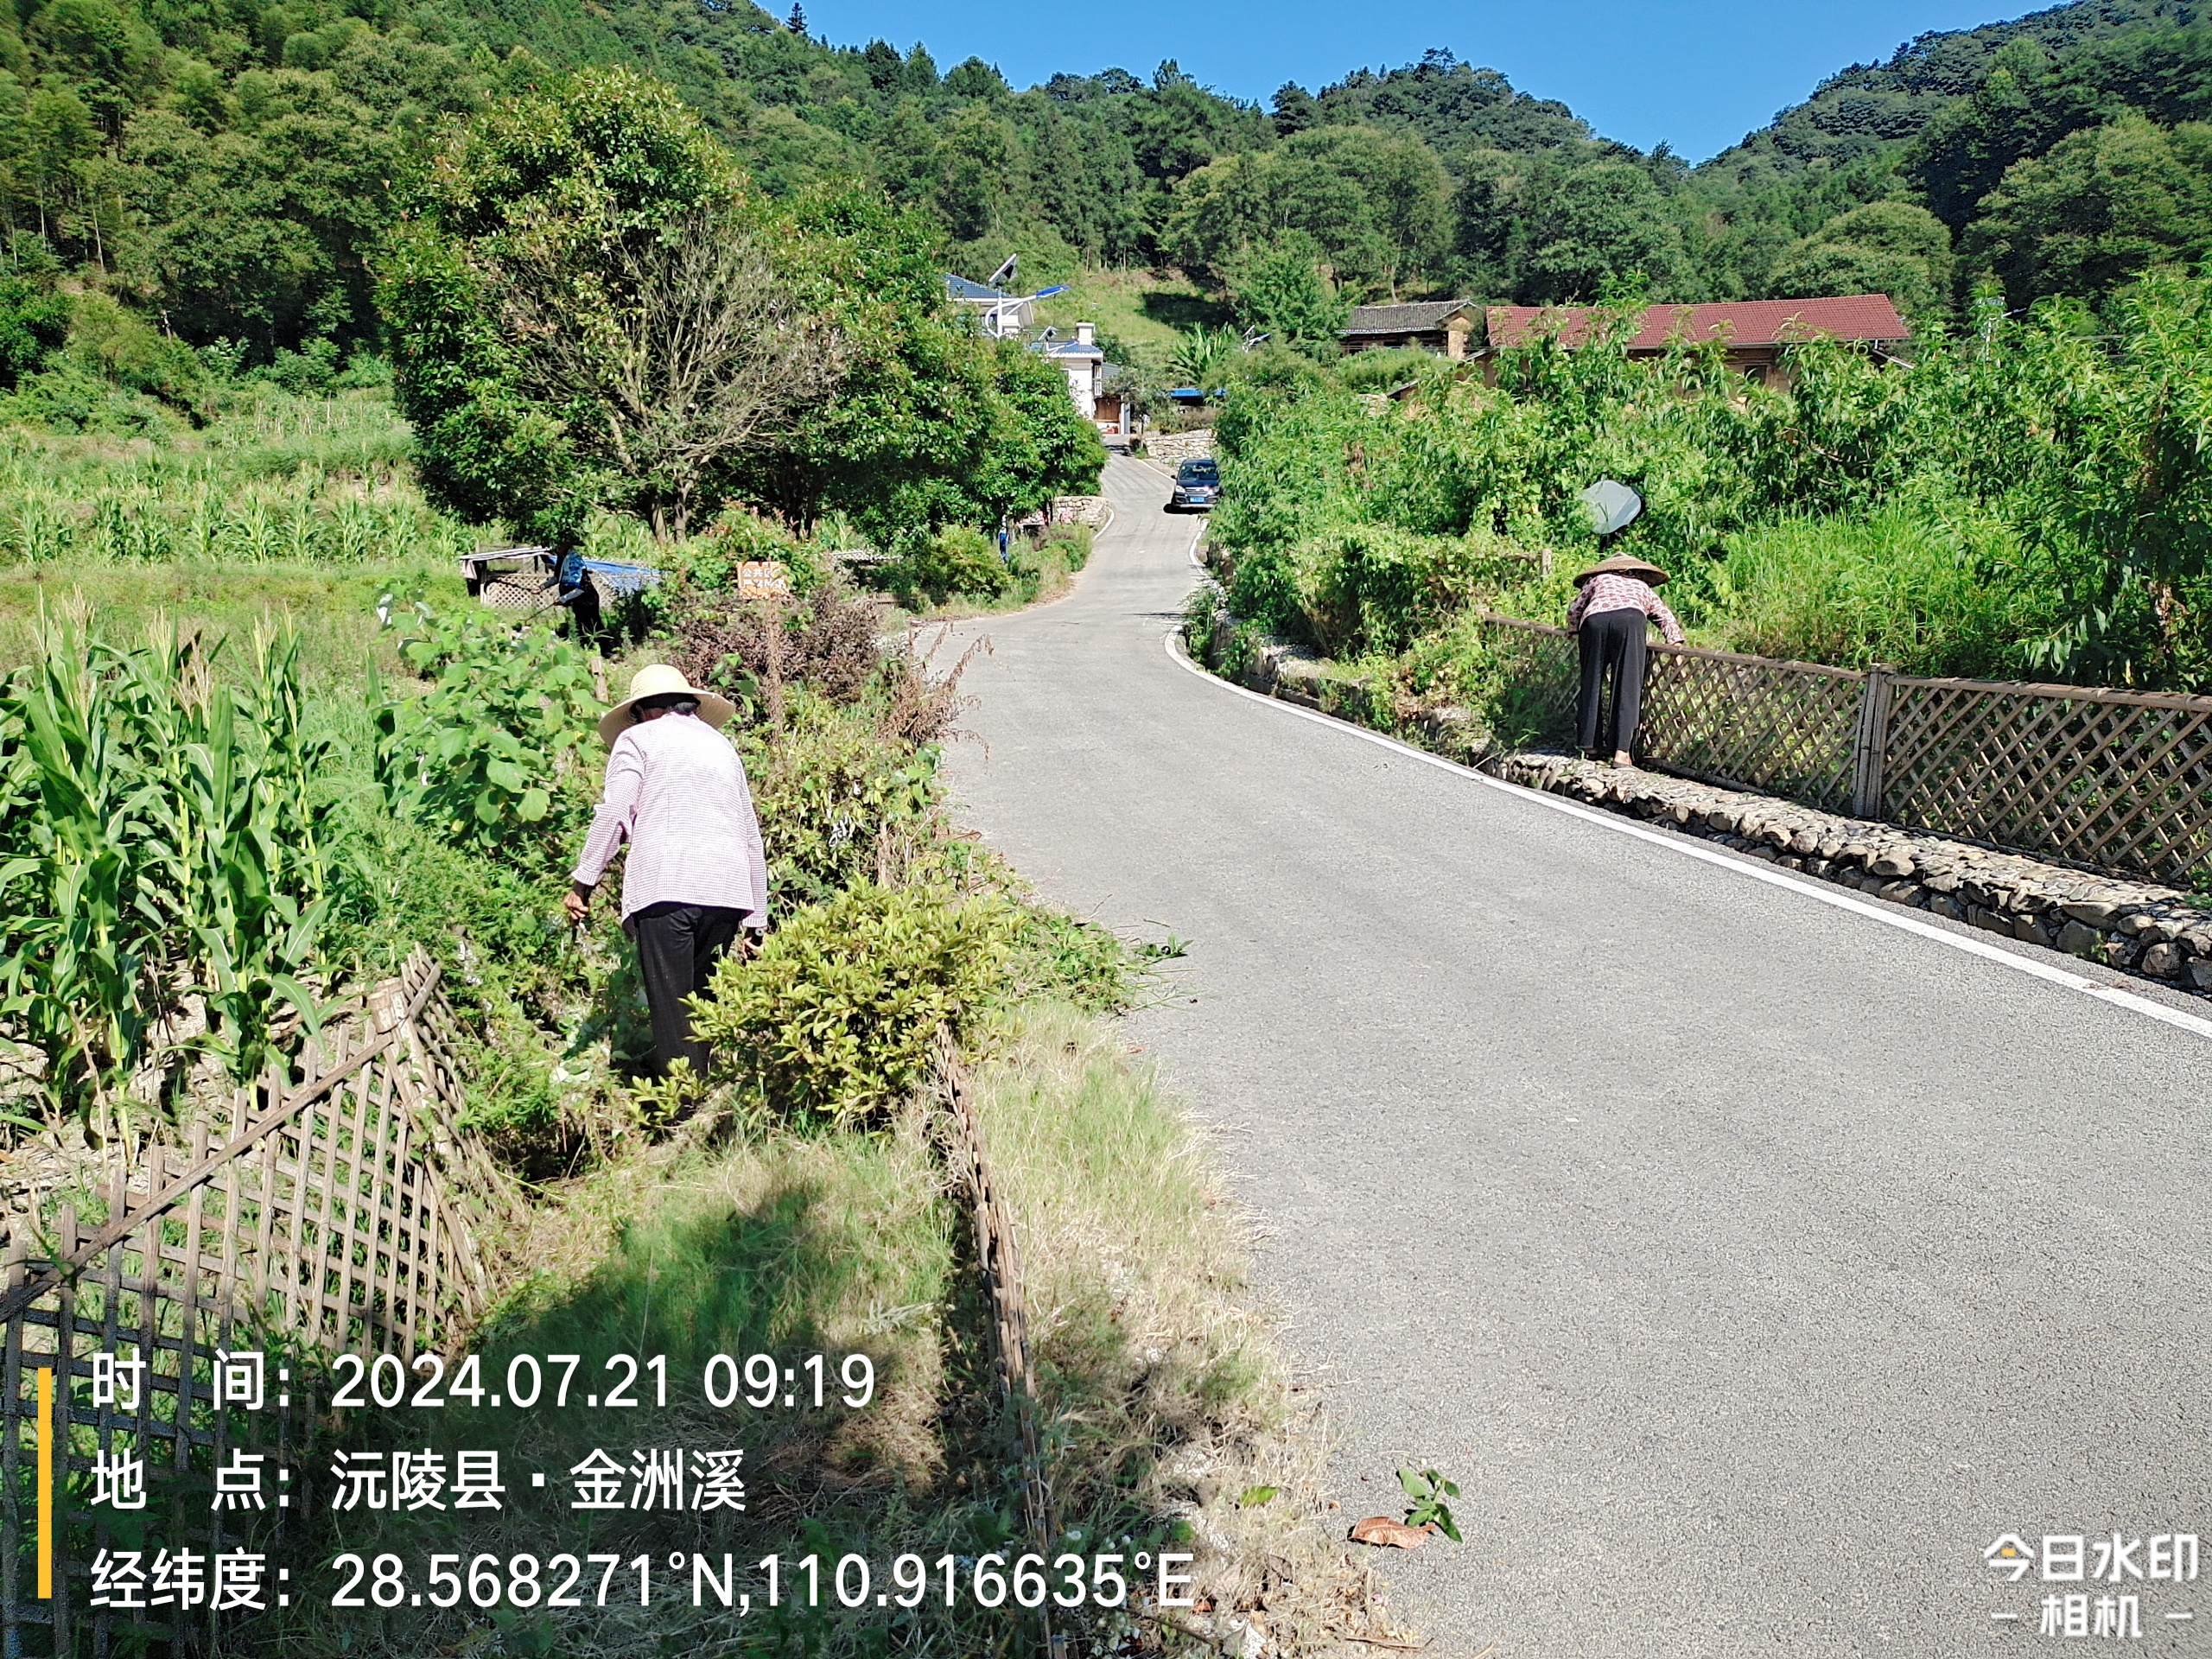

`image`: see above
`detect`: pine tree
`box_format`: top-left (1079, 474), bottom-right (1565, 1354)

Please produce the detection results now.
top-left (786, 4), bottom-right (805, 34)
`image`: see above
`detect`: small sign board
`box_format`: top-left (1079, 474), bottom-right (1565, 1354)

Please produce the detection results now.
top-left (735, 560), bottom-right (791, 600)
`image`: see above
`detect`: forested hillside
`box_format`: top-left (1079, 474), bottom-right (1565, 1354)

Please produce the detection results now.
top-left (9, 0), bottom-right (2212, 415)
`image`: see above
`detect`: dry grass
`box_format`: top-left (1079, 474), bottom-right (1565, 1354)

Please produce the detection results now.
top-left (969, 1003), bottom-right (1409, 1656)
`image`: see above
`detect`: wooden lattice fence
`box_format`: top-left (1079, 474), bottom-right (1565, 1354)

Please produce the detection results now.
top-left (1879, 676), bottom-right (2212, 881)
top-left (1478, 614), bottom-right (2212, 883)
top-left (0, 950), bottom-right (510, 1656)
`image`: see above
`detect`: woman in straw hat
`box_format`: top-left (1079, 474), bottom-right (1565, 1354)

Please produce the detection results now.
top-left (1567, 552), bottom-right (1685, 766)
top-left (563, 664), bottom-right (769, 1079)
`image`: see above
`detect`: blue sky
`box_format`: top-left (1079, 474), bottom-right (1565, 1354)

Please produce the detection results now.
top-left (804, 0), bottom-right (2024, 162)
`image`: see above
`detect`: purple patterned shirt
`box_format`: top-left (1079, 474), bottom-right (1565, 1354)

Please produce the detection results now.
top-left (572, 712), bottom-right (770, 925)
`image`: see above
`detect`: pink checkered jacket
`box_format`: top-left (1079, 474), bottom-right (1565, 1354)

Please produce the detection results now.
top-left (1567, 573), bottom-right (1685, 645)
top-left (572, 713), bottom-right (770, 925)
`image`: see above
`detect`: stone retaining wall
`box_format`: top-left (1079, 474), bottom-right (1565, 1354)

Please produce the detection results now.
top-left (1499, 754), bottom-right (2212, 995)
top-left (1143, 429), bottom-right (1216, 465)
top-left (1049, 494), bottom-right (1109, 527)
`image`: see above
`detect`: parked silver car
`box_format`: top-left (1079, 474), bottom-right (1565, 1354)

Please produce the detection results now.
top-left (1168, 458), bottom-right (1218, 512)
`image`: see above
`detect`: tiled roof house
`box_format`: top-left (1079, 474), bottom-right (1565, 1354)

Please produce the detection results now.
top-left (1340, 299), bottom-right (1483, 359)
top-left (1481, 295), bottom-right (1913, 386)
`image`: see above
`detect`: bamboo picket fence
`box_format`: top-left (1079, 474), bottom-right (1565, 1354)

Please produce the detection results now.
top-left (1480, 614), bottom-right (2212, 884)
top-left (0, 950), bottom-right (512, 1656)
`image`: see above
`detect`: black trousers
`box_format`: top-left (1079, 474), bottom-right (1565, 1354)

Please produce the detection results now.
top-left (1576, 607), bottom-right (1649, 756)
top-left (558, 581), bottom-right (602, 646)
top-left (631, 903), bottom-right (746, 1077)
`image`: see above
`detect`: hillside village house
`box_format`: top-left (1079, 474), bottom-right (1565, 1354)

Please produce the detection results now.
top-left (946, 273), bottom-right (1031, 338)
top-left (1092, 364), bottom-right (1135, 438)
top-left (1340, 299), bottom-right (1482, 357)
top-left (1037, 323), bottom-right (1106, 421)
top-left (948, 272), bottom-right (1118, 431)
top-left (1478, 294), bottom-right (1913, 387)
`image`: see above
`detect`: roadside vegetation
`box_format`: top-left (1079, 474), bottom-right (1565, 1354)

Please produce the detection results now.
top-left (0, 48), bottom-right (1376, 1658)
top-left (1186, 273), bottom-right (2212, 748)
top-left (5, 507), bottom-right (1363, 1654)
top-left (19, 0), bottom-right (2212, 1643)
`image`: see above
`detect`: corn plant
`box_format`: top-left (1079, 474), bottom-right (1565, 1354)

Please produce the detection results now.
top-left (332, 497), bottom-right (380, 563)
top-left (7, 493), bottom-right (73, 562)
top-left (0, 606), bottom-right (335, 1128)
top-left (0, 608), bottom-right (153, 1123)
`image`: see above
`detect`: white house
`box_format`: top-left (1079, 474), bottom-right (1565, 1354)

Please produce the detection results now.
top-left (1035, 321), bottom-right (1104, 419)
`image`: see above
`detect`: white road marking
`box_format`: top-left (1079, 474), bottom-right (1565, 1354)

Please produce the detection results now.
top-left (1163, 628), bottom-right (2212, 1046)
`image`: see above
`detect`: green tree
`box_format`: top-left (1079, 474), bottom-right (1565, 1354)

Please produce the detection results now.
top-left (1225, 235), bottom-right (1349, 356)
top-left (743, 181), bottom-right (1102, 543)
top-left (1514, 160), bottom-right (1687, 303)
top-left (1166, 126), bottom-right (1451, 294)
top-left (1271, 82), bottom-right (1317, 137)
top-left (1771, 200), bottom-right (1955, 320)
top-left (382, 66), bottom-right (769, 540)
top-left (1966, 113), bottom-right (2212, 306)
top-left (936, 102), bottom-right (1020, 242)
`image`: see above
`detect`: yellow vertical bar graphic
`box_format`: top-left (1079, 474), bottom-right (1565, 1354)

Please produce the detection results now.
top-left (36, 1365), bottom-right (52, 1599)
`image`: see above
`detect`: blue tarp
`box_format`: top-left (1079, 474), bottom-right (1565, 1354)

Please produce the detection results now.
top-left (578, 557), bottom-right (662, 596)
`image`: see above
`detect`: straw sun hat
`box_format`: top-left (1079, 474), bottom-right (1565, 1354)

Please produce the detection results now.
top-left (596, 664), bottom-right (736, 747)
top-left (1572, 551), bottom-right (1671, 588)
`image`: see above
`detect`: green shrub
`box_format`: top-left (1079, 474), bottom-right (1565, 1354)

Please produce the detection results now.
top-left (62, 291), bottom-right (209, 415)
top-left (1205, 278), bottom-right (2212, 690)
top-left (743, 694), bottom-right (942, 907)
top-left (693, 881), bottom-right (1019, 1125)
top-left (1042, 523), bottom-right (1093, 570)
top-left (1224, 546), bottom-right (1303, 639)
top-left (1336, 346), bottom-right (1433, 392)
top-left (890, 525), bottom-right (1010, 605)
top-left (0, 276), bottom-right (69, 391)
top-left (4, 361), bottom-right (169, 436)
top-left (260, 338), bottom-right (340, 397)
top-left (372, 604), bottom-right (602, 866)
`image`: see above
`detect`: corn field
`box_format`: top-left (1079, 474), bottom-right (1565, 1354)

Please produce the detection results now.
top-left (0, 477), bottom-right (473, 566)
top-left (0, 604), bottom-right (340, 1131)
top-left (0, 397), bottom-right (479, 569)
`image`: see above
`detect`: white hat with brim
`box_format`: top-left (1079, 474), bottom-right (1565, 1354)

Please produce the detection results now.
top-left (597, 664), bottom-right (737, 747)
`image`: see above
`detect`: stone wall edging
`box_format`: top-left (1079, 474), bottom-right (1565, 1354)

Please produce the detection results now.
top-left (1143, 429), bottom-right (1216, 465)
top-left (1495, 754), bottom-right (2212, 995)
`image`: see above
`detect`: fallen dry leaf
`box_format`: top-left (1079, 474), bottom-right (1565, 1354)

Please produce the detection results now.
top-left (1348, 1516), bottom-right (1433, 1549)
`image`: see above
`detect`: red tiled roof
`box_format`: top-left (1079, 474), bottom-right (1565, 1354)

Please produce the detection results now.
top-left (1484, 295), bottom-right (1911, 353)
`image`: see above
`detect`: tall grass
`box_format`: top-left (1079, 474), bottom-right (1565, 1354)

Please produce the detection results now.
top-left (973, 1002), bottom-right (1359, 1654)
top-left (1707, 505), bottom-right (2067, 678)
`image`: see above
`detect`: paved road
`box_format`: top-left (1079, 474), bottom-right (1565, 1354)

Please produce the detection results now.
top-left (943, 454), bottom-right (2212, 1657)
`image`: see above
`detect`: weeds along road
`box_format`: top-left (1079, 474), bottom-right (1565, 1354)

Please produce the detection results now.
top-left (940, 453), bottom-right (2212, 1658)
